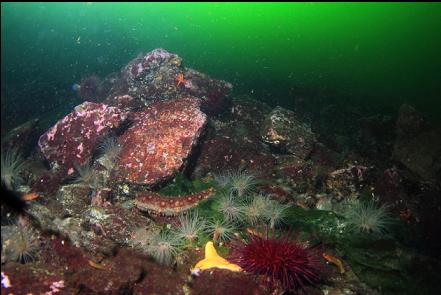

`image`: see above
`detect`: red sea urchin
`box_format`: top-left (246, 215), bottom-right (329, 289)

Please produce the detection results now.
top-left (230, 233), bottom-right (323, 290)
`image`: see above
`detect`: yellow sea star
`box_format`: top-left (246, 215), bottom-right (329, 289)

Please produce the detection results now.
top-left (191, 241), bottom-right (242, 276)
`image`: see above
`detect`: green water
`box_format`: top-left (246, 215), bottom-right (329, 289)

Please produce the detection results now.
top-left (2, 2), bottom-right (441, 130)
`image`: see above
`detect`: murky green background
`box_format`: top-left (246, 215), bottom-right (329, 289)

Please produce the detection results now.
top-left (2, 2), bottom-right (441, 131)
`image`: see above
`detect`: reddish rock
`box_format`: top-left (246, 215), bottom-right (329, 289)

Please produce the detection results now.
top-left (102, 48), bottom-right (232, 115)
top-left (192, 269), bottom-right (268, 295)
top-left (133, 260), bottom-right (187, 295)
top-left (45, 237), bottom-right (91, 273)
top-left (69, 249), bottom-right (144, 295)
top-left (1, 262), bottom-right (72, 295)
top-left (38, 102), bottom-right (127, 177)
top-left (113, 97), bottom-right (207, 186)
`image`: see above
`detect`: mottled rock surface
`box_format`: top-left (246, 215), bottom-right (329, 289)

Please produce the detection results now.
top-left (104, 48), bottom-right (233, 115)
top-left (38, 102), bottom-right (126, 177)
top-left (113, 97), bottom-right (207, 186)
top-left (261, 106), bottom-right (316, 159)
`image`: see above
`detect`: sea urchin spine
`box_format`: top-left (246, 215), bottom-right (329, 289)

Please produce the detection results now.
top-left (230, 233), bottom-right (322, 290)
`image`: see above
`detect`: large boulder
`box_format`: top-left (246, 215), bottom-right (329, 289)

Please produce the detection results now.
top-left (260, 106), bottom-right (316, 159)
top-left (392, 104), bottom-right (441, 183)
top-left (38, 102), bottom-right (127, 177)
top-left (393, 129), bottom-right (441, 182)
top-left (113, 97), bottom-right (207, 187)
top-left (395, 104), bottom-right (427, 138)
top-left (1, 118), bottom-right (40, 156)
top-left (103, 48), bottom-right (233, 115)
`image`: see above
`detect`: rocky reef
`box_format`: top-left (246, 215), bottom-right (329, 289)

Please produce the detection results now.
top-left (2, 48), bottom-right (441, 295)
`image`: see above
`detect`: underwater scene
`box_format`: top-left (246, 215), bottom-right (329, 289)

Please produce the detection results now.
top-left (1, 2), bottom-right (441, 295)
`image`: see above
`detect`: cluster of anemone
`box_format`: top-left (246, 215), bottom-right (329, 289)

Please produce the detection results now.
top-left (214, 169), bottom-right (258, 198)
top-left (213, 169), bottom-right (290, 230)
top-left (262, 197), bottom-right (290, 229)
top-left (241, 195), bottom-right (289, 229)
top-left (342, 199), bottom-right (392, 235)
top-left (1, 148), bottom-right (26, 190)
top-left (176, 211), bottom-right (206, 245)
top-left (242, 195), bottom-right (267, 226)
top-left (217, 192), bottom-right (245, 223)
top-left (230, 232), bottom-right (323, 290)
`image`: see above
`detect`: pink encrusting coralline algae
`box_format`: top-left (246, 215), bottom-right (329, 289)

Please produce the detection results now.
top-left (38, 102), bottom-right (126, 176)
top-left (113, 97), bottom-right (207, 186)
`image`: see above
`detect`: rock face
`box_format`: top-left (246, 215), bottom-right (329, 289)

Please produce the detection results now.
top-left (38, 102), bottom-right (126, 176)
top-left (1, 118), bottom-right (40, 156)
top-left (395, 104), bottom-right (427, 138)
top-left (192, 97), bottom-right (276, 179)
top-left (104, 48), bottom-right (233, 115)
top-left (261, 106), bottom-right (316, 159)
top-left (113, 97), bottom-right (207, 186)
top-left (392, 104), bottom-right (441, 183)
top-left (393, 129), bottom-right (441, 182)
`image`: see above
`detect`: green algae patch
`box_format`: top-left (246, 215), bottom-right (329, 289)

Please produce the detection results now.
top-left (284, 207), bottom-right (344, 241)
top-left (159, 172), bottom-right (214, 196)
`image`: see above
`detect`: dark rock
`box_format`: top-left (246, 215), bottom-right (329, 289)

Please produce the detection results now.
top-left (393, 128), bottom-right (441, 183)
top-left (396, 104), bottom-right (427, 138)
top-left (193, 97), bottom-right (276, 179)
top-left (1, 118), bottom-right (40, 157)
top-left (77, 75), bottom-right (108, 102)
top-left (261, 106), bottom-right (316, 158)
